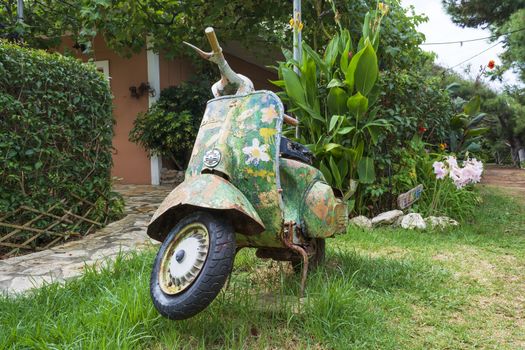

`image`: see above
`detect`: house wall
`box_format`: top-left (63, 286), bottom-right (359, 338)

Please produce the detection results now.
top-left (158, 53), bottom-right (276, 91)
top-left (159, 56), bottom-right (194, 89)
top-left (61, 38), bottom-right (277, 185)
top-left (224, 53), bottom-right (277, 92)
top-left (61, 36), bottom-right (152, 184)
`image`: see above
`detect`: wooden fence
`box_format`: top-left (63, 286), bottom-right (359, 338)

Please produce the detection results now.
top-left (0, 195), bottom-right (107, 259)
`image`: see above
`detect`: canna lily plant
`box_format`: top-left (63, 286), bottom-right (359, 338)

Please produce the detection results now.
top-left (449, 94), bottom-right (489, 154)
top-left (272, 3), bottom-right (390, 207)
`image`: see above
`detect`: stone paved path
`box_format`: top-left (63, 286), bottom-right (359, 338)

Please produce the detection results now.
top-left (0, 185), bottom-right (173, 294)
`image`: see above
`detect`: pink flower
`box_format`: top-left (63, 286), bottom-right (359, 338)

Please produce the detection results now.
top-left (433, 161), bottom-right (448, 179)
top-left (445, 156), bottom-right (458, 169)
top-left (449, 166), bottom-right (466, 188)
top-left (433, 156), bottom-right (484, 189)
top-left (463, 158), bottom-right (483, 183)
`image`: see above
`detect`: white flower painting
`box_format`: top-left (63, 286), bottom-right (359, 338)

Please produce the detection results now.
top-left (242, 138), bottom-right (270, 165)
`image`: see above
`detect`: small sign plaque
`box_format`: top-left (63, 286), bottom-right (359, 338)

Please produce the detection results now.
top-left (397, 184), bottom-right (423, 209)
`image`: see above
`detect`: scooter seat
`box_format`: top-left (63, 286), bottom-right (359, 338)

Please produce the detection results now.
top-left (280, 137), bottom-right (314, 165)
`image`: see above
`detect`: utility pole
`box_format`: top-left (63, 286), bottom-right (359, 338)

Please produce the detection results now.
top-left (17, 0), bottom-right (24, 23)
top-left (292, 0), bottom-right (302, 138)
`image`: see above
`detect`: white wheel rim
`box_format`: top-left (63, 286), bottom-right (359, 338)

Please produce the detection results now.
top-left (159, 223), bottom-right (209, 295)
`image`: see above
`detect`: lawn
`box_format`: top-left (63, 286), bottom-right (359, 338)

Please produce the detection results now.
top-left (1, 187), bottom-right (524, 349)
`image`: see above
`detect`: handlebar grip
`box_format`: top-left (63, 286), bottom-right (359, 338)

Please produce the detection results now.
top-left (205, 27), bottom-right (222, 55)
top-left (284, 114), bottom-right (299, 126)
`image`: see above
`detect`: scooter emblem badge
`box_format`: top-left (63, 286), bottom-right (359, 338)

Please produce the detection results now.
top-left (203, 149), bottom-right (221, 168)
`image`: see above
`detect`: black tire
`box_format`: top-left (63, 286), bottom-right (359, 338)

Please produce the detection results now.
top-left (150, 211), bottom-right (236, 320)
top-left (291, 238), bottom-right (326, 273)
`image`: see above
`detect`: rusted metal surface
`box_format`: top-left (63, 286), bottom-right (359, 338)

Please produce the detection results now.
top-left (301, 182), bottom-right (348, 238)
top-left (147, 174), bottom-right (264, 242)
top-left (280, 158), bottom-right (348, 239)
top-left (283, 114), bottom-right (299, 126)
top-left (279, 158), bottom-right (323, 225)
top-left (282, 222), bottom-right (308, 297)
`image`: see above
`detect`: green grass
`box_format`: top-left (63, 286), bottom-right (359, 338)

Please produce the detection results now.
top-left (1, 187), bottom-right (524, 349)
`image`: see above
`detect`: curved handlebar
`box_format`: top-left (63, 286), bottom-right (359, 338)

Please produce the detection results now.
top-left (284, 114), bottom-right (299, 126)
top-left (205, 27), bottom-right (222, 55)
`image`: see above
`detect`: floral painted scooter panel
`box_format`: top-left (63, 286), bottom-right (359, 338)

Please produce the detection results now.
top-left (186, 91), bottom-right (285, 246)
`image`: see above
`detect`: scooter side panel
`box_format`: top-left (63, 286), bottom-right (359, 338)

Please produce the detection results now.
top-left (301, 182), bottom-right (349, 238)
top-left (279, 158), bottom-right (324, 224)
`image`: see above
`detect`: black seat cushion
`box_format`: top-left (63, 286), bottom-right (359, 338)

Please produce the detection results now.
top-left (280, 137), bottom-right (314, 165)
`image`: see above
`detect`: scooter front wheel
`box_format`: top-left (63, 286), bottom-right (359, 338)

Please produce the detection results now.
top-left (150, 211), bottom-right (236, 320)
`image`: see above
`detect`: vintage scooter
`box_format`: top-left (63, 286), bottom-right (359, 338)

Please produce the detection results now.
top-left (147, 28), bottom-right (348, 320)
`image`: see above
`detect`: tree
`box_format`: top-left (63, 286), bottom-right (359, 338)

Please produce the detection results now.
top-left (498, 9), bottom-right (525, 82)
top-left (0, 0), bottom-right (289, 55)
top-left (442, 0), bottom-right (525, 83)
top-left (442, 0), bottom-right (525, 167)
top-left (482, 92), bottom-right (525, 167)
top-left (438, 69), bottom-right (525, 167)
top-left (1, 1), bottom-right (427, 72)
top-left (442, 0), bottom-right (525, 28)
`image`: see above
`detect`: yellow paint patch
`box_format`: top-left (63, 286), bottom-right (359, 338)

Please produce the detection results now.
top-left (259, 128), bottom-right (277, 143)
top-left (245, 168), bottom-right (275, 179)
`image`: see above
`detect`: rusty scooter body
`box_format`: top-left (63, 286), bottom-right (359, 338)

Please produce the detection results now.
top-left (147, 28), bottom-right (348, 320)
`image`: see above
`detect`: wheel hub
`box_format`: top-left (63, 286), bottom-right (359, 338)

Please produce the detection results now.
top-left (159, 223), bottom-right (210, 295)
top-left (175, 249), bottom-right (185, 263)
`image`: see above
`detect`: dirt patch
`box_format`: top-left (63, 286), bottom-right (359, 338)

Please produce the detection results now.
top-left (481, 166), bottom-right (525, 204)
top-left (482, 166), bottom-right (525, 187)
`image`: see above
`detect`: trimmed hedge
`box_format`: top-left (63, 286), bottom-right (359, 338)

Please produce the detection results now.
top-left (0, 43), bottom-right (122, 248)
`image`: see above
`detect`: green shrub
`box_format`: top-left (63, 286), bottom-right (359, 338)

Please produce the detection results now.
top-left (129, 76), bottom-right (212, 169)
top-left (376, 68), bottom-right (454, 149)
top-left (0, 42), bottom-right (122, 249)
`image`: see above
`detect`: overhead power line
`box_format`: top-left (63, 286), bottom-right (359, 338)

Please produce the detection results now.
top-left (421, 27), bottom-right (525, 46)
top-left (449, 40), bottom-right (503, 69)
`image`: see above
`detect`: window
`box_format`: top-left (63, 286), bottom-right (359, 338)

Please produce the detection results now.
top-left (94, 60), bottom-right (110, 82)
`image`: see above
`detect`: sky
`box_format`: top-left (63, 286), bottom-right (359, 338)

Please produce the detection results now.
top-left (401, 0), bottom-right (519, 90)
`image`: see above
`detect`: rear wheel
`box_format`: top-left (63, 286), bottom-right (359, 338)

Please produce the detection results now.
top-left (150, 211), bottom-right (236, 320)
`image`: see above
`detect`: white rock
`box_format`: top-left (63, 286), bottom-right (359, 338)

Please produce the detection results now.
top-left (371, 210), bottom-right (404, 226)
top-left (425, 216), bottom-right (459, 230)
top-left (400, 213), bottom-right (427, 230)
top-left (349, 216), bottom-right (372, 229)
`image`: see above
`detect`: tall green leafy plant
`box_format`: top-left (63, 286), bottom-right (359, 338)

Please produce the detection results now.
top-left (449, 95), bottom-right (489, 154)
top-left (273, 5), bottom-right (390, 206)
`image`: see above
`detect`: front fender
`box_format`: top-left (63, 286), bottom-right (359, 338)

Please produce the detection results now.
top-left (147, 174), bottom-right (265, 242)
